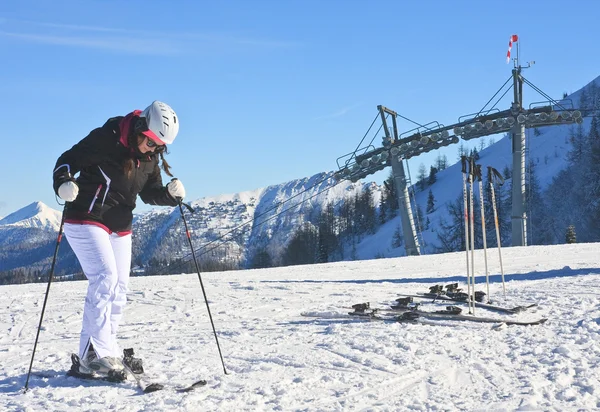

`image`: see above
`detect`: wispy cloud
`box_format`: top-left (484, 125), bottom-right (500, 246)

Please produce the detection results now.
top-left (0, 18), bottom-right (300, 54)
top-left (0, 31), bottom-right (182, 55)
top-left (13, 20), bottom-right (141, 34)
top-left (314, 104), bottom-right (362, 120)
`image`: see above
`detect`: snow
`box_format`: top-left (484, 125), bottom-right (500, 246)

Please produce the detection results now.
top-left (1, 242), bottom-right (599, 411)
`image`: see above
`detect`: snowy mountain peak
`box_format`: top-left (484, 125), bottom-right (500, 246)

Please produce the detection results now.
top-left (0, 201), bottom-right (62, 231)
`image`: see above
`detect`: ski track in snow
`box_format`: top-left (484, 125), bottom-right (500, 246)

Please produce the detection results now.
top-left (1, 243), bottom-right (599, 411)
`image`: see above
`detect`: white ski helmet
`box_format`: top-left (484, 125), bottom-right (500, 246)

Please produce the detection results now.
top-left (137, 100), bottom-right (179, 145)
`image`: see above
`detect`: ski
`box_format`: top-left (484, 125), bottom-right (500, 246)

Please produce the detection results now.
top-left (302, 302), bottom-right (547, 326)
top-left (34, 369), bottom-right (129, 385)
top-left (41, 368), bottom-right (206, 393)
top-left (357, 301), bottom-right (546, 325)
top-left (35, 351), bottom-right (207, 393)
top-left (122, 348), bottom-right (207, 393)
top-left (29, 355), bottom-right (130, 387)
top-left (380, 306), bottom-right (547, 325)
top-left (302, 309), bottom-right (546, 326)
top-left (396, 293), bottom-right (537, 314)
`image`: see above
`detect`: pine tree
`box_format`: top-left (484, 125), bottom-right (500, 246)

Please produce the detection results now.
top-left (565, 225), bottom-right (577, 244)
top-left (415, 204), bottom-right (425, 235)
top-left (426, 189), bottom-right (436, 214)
top-left (379, 193), bottom-right (387, 225)
top-left (479, 138), bottom-right (486, 151)
top-left (545, 169), bottom-right (579, 243)
top-left (317, 202), bottom-right (338, 263)
top-left (567, 124), bottom-right (587, 164)
top-left (435, 195), bottom-right (465, 253)
top-left (249, 247), bottom-right (272, 269)
top-left (428, 166), bottom-right (438, 186)
top-left (435, 190), bottom-right (483, 252)
top-left (391, 225), bottom-right (403, 248)
top-left (382, 171), bottom-right (398, 217)
top-left (357, 186), bottom-right (376, 234)
top-left (417, 163), bottom-right (427, 191)
top-left (282, 223), bottom-right (319, 266)
top-left (526, 160), bottom-right (552, 245)
top-left (435, 154), bottom-right (448, 171)
top-left (457, 142), bottom-right (468, 161)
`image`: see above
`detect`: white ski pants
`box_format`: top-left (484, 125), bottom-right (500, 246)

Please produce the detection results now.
top-left (64, 223), bottom-right (131, 359)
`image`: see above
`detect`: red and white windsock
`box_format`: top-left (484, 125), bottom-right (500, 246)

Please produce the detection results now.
top-left (506, 34), bottom-right (518, 63)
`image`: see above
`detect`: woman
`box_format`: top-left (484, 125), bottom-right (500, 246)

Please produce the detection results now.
top-left (52, 100), bottom-right (186, 376)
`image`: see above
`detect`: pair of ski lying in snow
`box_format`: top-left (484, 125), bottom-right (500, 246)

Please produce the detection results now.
top-left (303, 302), bottom-right (546, 326)
top-left (345, 301), bottom-right (546, 326)
top-left (302, 285), bottom-right (545, 326)
top-left (397, 292), bottom-right (538, 315)
top-left (36, 348), bottom-right (206, 393)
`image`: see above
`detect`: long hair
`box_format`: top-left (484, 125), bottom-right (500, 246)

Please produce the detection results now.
top-left (157, 149), bottom-right (173, 177)
top-left (124, 134), bottom-right (173, 177)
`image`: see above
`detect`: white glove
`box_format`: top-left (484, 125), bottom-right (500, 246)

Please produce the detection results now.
top-left (167, 179), bottom-right (186, 200)
top-left (58, 181), bottom-right (79, 202)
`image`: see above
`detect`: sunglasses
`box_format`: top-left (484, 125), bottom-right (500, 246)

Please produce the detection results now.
top-left (145, 136), bottom-right (163, 149)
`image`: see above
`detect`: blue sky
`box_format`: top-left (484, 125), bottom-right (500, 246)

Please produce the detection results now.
top-left (1, 0), bottom-right (599, 216)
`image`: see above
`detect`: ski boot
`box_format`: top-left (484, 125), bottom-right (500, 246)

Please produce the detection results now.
top-left (123, 348), bottom-right (144, 374)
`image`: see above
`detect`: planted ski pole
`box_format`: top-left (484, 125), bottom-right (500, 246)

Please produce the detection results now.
top-left (468, 157), bottom-right (476, 314)
top-left (488, 167), bottom-right (507, 299)
top-left (24, 209), bottom-right (66, 392)
top-left (178, 200), bottom-right (228, 375)
top-left (460, 156), bottom-right (473, 314)
top-left (475, 164), bottom-right (490, 303)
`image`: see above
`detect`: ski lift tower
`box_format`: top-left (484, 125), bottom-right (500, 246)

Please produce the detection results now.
top-left (501, 41), bottom-right (584, 245)
top-left (336, 107), bottom-right (459, 256)
top-left (336, 37), bottom-right (583, 249)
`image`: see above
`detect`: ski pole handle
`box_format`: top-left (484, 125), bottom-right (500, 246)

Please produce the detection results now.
top-left (487, 166), bottom-right (505, 186)
top-left (461, 156), bottom-right (467, 174)
top-left (474, 164), bottom-right (483, 182)
top-left (178, 199), bottom-right (195, 214)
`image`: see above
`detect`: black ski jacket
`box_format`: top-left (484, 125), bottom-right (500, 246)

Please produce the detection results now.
top-left (53, 111), bottom-right (178, 234)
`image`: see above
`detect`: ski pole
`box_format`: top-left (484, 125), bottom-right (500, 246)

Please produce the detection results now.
top-left (177, 200), bottom-right (228, 375)
top-left (488, 167), bottom-right (506, 299)
top-left (468, 157), bottom-right (476, 314)
top-left (460, 156), bottom-right (473, 314)
top-left (24, 209), bottom-right (66, 392)
top-left (475, 164), bottom-right (490, 303)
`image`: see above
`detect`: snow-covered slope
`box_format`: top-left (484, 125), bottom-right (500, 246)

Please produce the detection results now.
top-left (129, 172), bottom-right (371, 268)
top-left (0, 201), bottom-right (61, 231)
top-left (357, 74), bottom-right (600, 259)
top-left (2, 242), bottom-right (599, 411)
top-left (0, 202), bottom-right (69, 274)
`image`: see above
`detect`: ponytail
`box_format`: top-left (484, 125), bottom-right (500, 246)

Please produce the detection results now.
top-left (158, 151), bottom-right (173, 177)
top-left (123, 132), bottom-right (173, 177)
